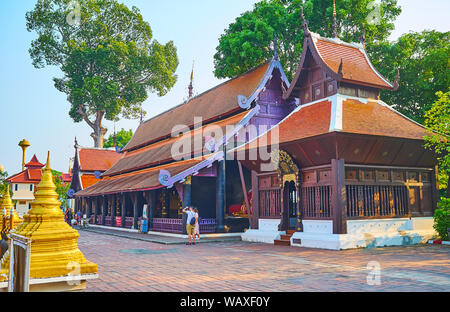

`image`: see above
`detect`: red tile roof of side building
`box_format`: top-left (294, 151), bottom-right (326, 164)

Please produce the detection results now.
top-left (24, 154), bottom-right (44, 168)
top-left (78, 148), bottom-right (122, 172)
top-left (123, 62), bottom-right (271, 152)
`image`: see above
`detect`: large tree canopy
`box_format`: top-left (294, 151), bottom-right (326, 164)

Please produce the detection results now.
top-left (368, 30), bottom-right (450, 123)
top-left (214, 0), bottom-right (401, 80)
top-left (104, 128), bottom-right (133, 149)
top-left (26, 0), bottom-right (179, 147)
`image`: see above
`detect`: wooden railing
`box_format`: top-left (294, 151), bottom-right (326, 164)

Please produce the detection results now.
top-left (259, 189), bottom-right (281, 218)
top-left (302, 185), bottom-right (331, 218)
top-left (346, 185), bottom-right (408, 218)
top-left (151, 218), bottom-right (217, 233)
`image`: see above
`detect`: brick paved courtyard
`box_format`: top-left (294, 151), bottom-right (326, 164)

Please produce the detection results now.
top-left (78, 231), bottom-right (450, 292)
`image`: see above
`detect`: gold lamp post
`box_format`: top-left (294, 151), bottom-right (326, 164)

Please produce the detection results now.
top-left (18, 139), bottom-right (31, 172)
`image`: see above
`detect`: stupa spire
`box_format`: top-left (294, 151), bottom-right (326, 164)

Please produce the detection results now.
top-left (0, 184), bottom-right (21, 230)
top-left (0, 151), bottom-right (97, 286)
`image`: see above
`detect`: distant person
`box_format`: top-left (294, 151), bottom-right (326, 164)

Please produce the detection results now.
top-left (77, 210), bottom-right (82, 225)
top-left (193, 207), bottom-right (200, 241)
top-left (182, 207), bottom-right (196, 245)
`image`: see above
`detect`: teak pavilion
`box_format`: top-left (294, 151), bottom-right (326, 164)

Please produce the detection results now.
top-left (74, 12), bottom-right (438, 249)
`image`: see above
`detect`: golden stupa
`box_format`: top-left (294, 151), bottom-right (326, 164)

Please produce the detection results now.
top-left (0, 152), bottom-right (97, 284)
top-left (0, 185), bottom-right (22, 230)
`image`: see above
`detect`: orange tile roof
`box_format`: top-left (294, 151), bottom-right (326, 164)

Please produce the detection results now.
top-left (104, 111), bottom-right (248, 176)
top-left (7, 170), bottom-right (41, 184)
top-left (313, 35), bottom-right (392, 89)
top-left (342, 98), bottom-right (427, 140)
top-left (75, 158), bottom-right (203, 197)
top-left (235, 96), bottom-right (427, 152)
top-left (78, 148), bottom-right (122, 172)
top-left (124, 62), bottom-right (270, 151)
top-left (80, 174), bottom-right (100, 189)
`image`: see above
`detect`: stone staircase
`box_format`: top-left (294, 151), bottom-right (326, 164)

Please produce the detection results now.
top-left (274, 230), bottom-right (296, 246)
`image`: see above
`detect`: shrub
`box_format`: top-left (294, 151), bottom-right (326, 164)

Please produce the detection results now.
top-left (433, 198), bottom-right (450, 241)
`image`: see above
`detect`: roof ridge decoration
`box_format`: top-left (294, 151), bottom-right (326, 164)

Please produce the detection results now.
top-left (238, 58), bottom-right (290, 109)
top-left (332, 0), bottom-right (338, 38)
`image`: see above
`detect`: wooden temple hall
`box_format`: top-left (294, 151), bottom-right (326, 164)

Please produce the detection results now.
top-left (75, 11), bottom-right (439, 249)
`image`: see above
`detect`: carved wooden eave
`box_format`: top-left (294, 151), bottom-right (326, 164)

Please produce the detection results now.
top-left (238, 57), bottom-right (291, 109)
top-left (158, 104), bottom-right (261, 188)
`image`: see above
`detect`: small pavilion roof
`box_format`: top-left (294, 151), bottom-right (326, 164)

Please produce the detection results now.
top-left (77, 147), bottom-right (122, 172)
top-left (24, 154), bottom-right (44, 168)
top-left (284, 32), bottom-right (394, 100)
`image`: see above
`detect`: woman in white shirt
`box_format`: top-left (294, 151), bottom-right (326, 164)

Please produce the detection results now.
top-left (193, 207), bottom-right (200, 240)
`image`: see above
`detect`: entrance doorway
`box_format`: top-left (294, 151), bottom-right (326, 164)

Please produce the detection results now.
top-left (284, 180), bottom-right (297, 230)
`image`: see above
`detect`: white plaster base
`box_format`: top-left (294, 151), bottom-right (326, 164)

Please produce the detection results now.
top-left (291, 217), bottom-right (436, 250)
top-left (241, 219), bottom-right (284, 244)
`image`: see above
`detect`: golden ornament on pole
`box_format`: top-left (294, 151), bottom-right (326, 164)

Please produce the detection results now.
top-left (0, 151), bottom-right (98, 291)
top-left (18, 139), bottom-right (30, 172)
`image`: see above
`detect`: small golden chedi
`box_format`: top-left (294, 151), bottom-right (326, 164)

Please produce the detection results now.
top-left (0, 152), bottom-right (97, 286)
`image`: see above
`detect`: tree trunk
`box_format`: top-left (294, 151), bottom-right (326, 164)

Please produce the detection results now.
top-left (91, 122), bottom-right (107, 148)
top-left (77, 107), bottom-right (107, 148)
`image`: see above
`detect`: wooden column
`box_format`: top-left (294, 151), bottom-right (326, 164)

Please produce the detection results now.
top-left (121, 193), bottom-right (126, 227)
top-left (101, 196), bottom-right (107, 225)
top-left (93, 197), bottom-right (98, 223)
top-left (130, 192), bottom-right (139, 229)
top-left (331, 159), bottom-right (347, 234)
top-left (216, 160), bottom-right (226, 232)
top-left (146, 191), bottom-right (156, 232)
top-left (238, 161), bottom-right (251, 228)
top-left (111, 194), bottom-right (116, 227)
top-left (296, 174), bottom-right (303, 232)
top-left (251, 170), bottom-right (259, 230)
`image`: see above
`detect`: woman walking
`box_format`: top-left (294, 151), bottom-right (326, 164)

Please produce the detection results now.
top-left (193, 208), bottom-right (200, 241)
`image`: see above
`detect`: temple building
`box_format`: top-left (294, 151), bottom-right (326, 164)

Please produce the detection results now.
top-left (6, 155), bottom-right (45, 217)
top-left (74, 56), bottom-right (294, 232)
top-left (68, 140), bottom-right (122, 213)
top-left (74, 11), bottom-right (438, 249)
top-left (237, 15), bottom-right (438, 249)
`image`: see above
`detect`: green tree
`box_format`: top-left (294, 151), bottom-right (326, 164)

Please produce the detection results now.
top-left (214, 0), bottom-right (401, 80)
top-left (26, 0), bottom-right (178, 147)
top-left (424, 90), bottom-right (450, 197)
top-left (51, 170), bottom-right (70, 208)
top-left (104, 128), bottom-right (133, 149)
top-left (0, 169), bottom-right (11, 198)
top-left (368, 31), bottom-right (450, 123)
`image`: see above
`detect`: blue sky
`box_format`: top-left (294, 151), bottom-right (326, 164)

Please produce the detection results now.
top-left (0, 0), bottom-right (449, 175)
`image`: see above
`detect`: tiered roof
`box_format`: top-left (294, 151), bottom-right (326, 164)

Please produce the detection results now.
top-left (7, 154), bottom-right (44, 184)
top-left (75, 60), bottom-right (285, 197)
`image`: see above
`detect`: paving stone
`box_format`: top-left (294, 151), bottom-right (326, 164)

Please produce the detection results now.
top-left (77, 231), bottom-right (450, 292)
